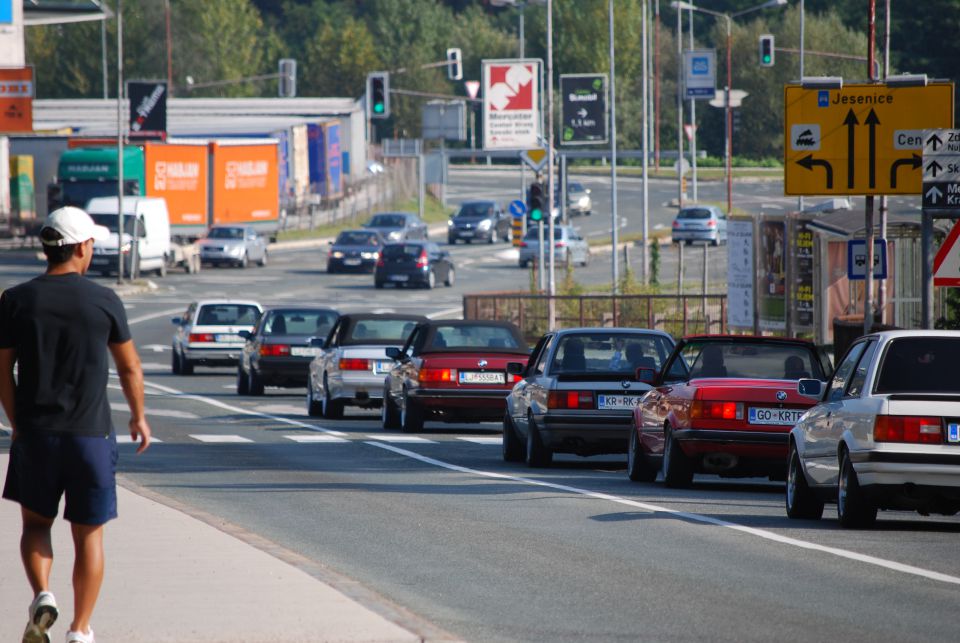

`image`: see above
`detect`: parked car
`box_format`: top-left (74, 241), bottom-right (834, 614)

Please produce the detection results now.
top-left (787, 330), bottom-right (960, 527)
top-left (307, 313), bottom-right (426, 418)
top-left (171, 300), bottom-right (263, 374)
top-left (518, 225), bottom-right (589, 268)
top-left (363, 212), bottom-right (428, 242)
top-left (327, 229), bottom-right (385, 274)
top-left (237, 307), bottom-right (339, 396)
top-left (382, 320), bottom-right (529, 432)
top-left (565, 181), bottom-right (593, 217)
top-left (447, 200), bottom-right (511, 244)
top-left (630, 335), bottom-right (831, 486)
top-left (199, 225), bottom-right (269, 268)
top-left (504, 328), bottom-right (676, 467)
top-left (374, 241), bottom-right (455, 289)
top-left (671, 205), bottom-right (727, 246)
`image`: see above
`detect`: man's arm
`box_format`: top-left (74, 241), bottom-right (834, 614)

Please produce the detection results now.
top-left (109, 340), bottom-right (151, 454)
top-left (0, 348), bottom-right (16, 439)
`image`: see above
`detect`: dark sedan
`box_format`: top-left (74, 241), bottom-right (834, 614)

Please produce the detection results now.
top-left (327, 229), bottom-right (385, 273)
top-left (237, 307), bottom-right (339, 395)
top-left (447, 200), bottom-right (511, 244)
top-left (363, 212), bottom-right (428, 242)
top-left (374, 241), bottom-right (455, 289)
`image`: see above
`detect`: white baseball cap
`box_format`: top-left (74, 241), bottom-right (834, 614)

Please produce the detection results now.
top-left (40, 206), bottom-right (110, 246)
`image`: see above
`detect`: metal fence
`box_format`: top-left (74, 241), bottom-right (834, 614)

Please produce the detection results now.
top-left (463, 293), bottom-right (728, 343)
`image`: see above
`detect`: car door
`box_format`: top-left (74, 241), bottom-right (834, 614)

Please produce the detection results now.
top-left (717, 210), bottom-right (728, 243)
top-left (515, 334), bottom-right (555, 435)
top-left (427, 243), bottom-right (448, 282)
top-left (318, 318), bottom-right (344, 389)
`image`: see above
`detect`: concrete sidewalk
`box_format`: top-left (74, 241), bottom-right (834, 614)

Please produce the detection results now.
top-left (1, 454), bottom-right (455, 643)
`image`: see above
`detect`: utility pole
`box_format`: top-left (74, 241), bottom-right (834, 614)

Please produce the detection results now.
top-left (609, 0), bottom-right (619, 294)
top-left (676, 7), bottom-right (684, 209)
top-left (863, 0), bottom-right (877, 336)
top-left (116, 0), bottom-right (124, 284)
top-left (547, 0), bottom-right (557, 328)
top-left (641, 0), bottom-right (650, 284)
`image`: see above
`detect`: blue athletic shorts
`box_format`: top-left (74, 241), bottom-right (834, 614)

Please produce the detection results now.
top-left (2, 432), bottom-right (118, 525)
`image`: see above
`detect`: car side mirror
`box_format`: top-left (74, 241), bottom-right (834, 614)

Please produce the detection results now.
top-left (238, 330), bottom-right (252, 340)
top-left (798, 378), bottom-right (823, 399)
top-left (385, 346), bottom-right (402, 360)
top-left (309, 336), bottom-right (325, 348)
top-left (327, 240), bottom-right (333, 245)
top-left (635, 367), bottom-right (657, 384)
top-left (171, 317), bottom-right (182, 325)
top-left (506, 362), bottom-right (525, 376)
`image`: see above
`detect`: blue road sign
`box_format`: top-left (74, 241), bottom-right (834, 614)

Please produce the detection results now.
top-left (509, 199), bottom-right (527, 218)
top-left (847, 239), bottom-right (887, 280)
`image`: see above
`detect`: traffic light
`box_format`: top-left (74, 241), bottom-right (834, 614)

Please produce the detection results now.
top-left (367, 72), bottom-right (390, 119)
top-left (759, 34), bottom-right (775, 67)
top-left (527, 181), bottom-right (543, 222)
top-left (278, 58), bottom-right (297, 97)
top-left (446, 47), bottom-right (463, 81)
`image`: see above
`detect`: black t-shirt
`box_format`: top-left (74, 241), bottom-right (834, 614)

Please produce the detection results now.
top-left (0, 273), bottom-right (131, 437)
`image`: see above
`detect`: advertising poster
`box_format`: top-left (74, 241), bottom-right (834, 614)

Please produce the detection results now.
top-left (560, 74), bottom-right (607, 145)
top-left (726, 218), bottom-right (754, 329)
top-left (794, 219), bottom-right (815, 329)
top-left (759, 219), bottom-right (786, 331)
top-left (127, 81), bottom-right (167, 139)
top-left (482, 59), bottom-right (541, 150)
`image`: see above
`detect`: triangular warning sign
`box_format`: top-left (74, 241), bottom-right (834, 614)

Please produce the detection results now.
top-left (933, 220), bottom-right (960, 286)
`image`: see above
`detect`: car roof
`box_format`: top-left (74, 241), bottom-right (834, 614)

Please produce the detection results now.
top-left (337, 312), bottom-right (427, 323)
top-left (552, 327), bottom-right (674, 339)
top-left (680, 334), bottom-right (815, 346)
top-left (261, 306), bottom-right (338, 314)
top-left (193, 299), bottom-right (262, 309)
top-left (459, 200), bottom-right (496, 206)
top-left (866, 330), bottom-right (960, 339)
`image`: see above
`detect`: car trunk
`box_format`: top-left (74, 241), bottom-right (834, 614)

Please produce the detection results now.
top-left (690, 378), bottom-right (815, 431)
top-left (418, 352), bottom-right (527, 389)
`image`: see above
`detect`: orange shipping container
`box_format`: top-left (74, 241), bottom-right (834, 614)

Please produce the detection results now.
top-left (210, 142), bottom-right (279, 225)
top-left (144, 142), bottom-right (208, 228)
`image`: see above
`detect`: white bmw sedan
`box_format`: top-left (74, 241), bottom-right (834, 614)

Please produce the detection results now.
top-left (787, 330), bottom-right (960, 527)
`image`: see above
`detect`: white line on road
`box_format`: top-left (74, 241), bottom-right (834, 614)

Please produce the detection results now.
top-left (116, 435), bottom-right (163, 444)
top-left (284, 435), bottom-right (350, 443)
top-left (190, 434), bottom-right (254, 443)
top-left (368, 435), bottom-right (435, 444)
top-left (128, 307), bottom-right (185, 325)
top-left (457, 437), bottom-right (502, 445)
top-left (366, 442), bottom-right (960, 587)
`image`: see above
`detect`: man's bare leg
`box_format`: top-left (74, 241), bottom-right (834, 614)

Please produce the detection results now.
top-left (21, 507), bottom-right (54, 594)
top-left (69, 522), bottom-right (104, 634)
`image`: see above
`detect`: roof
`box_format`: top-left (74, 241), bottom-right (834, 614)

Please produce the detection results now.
top-left (804, 209), bottom-right (942, 239)
top-left (194, 300), bottom-right (262, 308)
top-left (23, 0), bottom-right (111, 26)
top-left (553, 327), bottom-right (674, 338)
top-left (337, 313), bottom-right (427, 323)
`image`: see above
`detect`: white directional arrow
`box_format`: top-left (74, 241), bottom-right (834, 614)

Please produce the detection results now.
top-left (577, 108), bottom-right (588, 118)
top-left (926, 185), bottom-right (944, 204)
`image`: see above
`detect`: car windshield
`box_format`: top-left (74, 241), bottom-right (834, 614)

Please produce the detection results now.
top-left (382, 244), bottom-right (425, 258)
top-left (673, 340), bottom-right (823, 380)
top-left (346, 319), bottom-right (419, 343)
top-left (208, 227), bottom-right (245, 239)
top-left (875, 337), bottom-right (960, 393)
top-left (196, 304), bottom-right (260, 326)
top-left (90, 213), bottom-right (142, 236)
top-left (264, 310), bottom-right (337, 336)
top-left (368, 214), bottom-right (406, 228)
top-left (568, 182), bottom-right (585, 193)
top-left (456, 203), bottom-right (494, 218)
top-left (429, 325), bottom-right (522, 350)
top-left (336, 231), bottom-right (380, 246)
top-left (551, 333), bottom-right (673, 374)
top-left (678, 208), bottom-right (713, 220)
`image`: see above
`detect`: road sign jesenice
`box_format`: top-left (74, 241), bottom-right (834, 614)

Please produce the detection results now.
top-left (784, 82), bottom-right (954, 196)
top-left (922, 129), bottom-right (960, 210)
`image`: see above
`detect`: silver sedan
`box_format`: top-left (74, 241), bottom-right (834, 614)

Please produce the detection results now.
top-left (198, 225), bottom-right (269, 268)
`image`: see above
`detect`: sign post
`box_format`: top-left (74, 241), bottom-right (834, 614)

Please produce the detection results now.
top-left (559, 74), bottom-right (607, 145)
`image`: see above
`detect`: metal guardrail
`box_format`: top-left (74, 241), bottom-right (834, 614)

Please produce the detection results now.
top-left (463, 293), bottom-right (727, 342)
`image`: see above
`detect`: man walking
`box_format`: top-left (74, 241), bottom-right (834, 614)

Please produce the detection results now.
top-left (1, 206), bottom-right (151, 643)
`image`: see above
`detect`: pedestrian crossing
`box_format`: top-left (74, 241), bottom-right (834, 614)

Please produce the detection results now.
top-left (112, 433), bottom-right (501, 446)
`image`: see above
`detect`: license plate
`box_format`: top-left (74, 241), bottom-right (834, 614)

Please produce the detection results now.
top-left (948, 423), bottom-right (960, 444)
top-left (216, 334), bottom-right (242, 343)
top-left (343, 258), bottom-right (361, 266)
top-left (372, 360), bottom-right (392, 374)
top-left (459, 371), bottom-right (505, 385)
top-left (389, 274), bottom-right (409, 282)
top-left (748, 407), bottom-right (805, 426)
top-left (597, 395), bottom-right (641, 410)
top-left (459, 231), bottom-right (475, 237)
top-left (290, 347), bottom-right (321, 357)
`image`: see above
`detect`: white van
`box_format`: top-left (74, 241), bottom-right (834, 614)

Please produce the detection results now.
top-left (87, 197), bottom-right (172, 277)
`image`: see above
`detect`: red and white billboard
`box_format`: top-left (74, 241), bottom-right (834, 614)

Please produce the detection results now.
top-left (482, 59), bottom-right (541, 151)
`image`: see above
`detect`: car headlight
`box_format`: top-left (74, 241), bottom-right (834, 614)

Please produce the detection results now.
top-left (578, 196), bottom-right (590, 208)
top-left (360, 251), bottom-right (378, 259)
top-left (331, 251), bottom-right (344, 259)
top-left (447, 219), bottom-right (454, 227)
top-left (120, 243), bottom-right (131, 254)
top-left (388, 231), bottom-right (402, 240)
top-left (477, 219), bottom-right (492, 231)
top-left (230, 245), bottom-right (244, 256)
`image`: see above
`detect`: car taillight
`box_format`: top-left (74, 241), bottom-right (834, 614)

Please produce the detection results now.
top-left (509, 373), bottom-right (523, 383)
top-left (189, 333), bottom-right (215, 343)
top-left (691, 401), bottom-right (743, 420)
top-left (416, 252), bottom-right (429, 268)
top-left (706, 219), bottom-right (717, 228)
top-left (873, 415), bottom-right (942, 444)
top-left (548, 391), bottom-right (594, 409)
top-left (555, 241), bottom-right (567, 248)
top-left (419, 368), bottom-right (457, 383)
top-left (339, 358), bottom-right (370, 371)
top-left (519, 241), bottom-right (528, 248)
top-left (376, 256), bottom-right (385, 267)
top-left (260, 344), bottom-right (291, 357)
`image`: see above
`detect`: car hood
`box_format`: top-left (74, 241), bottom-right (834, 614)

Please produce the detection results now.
top-left (200, 238), bottom-right (245, 248)
top-left (94, 232), bottom-right (132, 252)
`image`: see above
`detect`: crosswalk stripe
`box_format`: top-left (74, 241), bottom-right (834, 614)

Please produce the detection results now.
top-left (116, 435), bottom-right (163, 444)
top-left (284, 435), bottom-right (349, 443)
top-left (190, 434), bottom-right (254, 443)
top-left (457, 437), bottom-right (502, 445)
top-left (366, 435), bottom-right (435, 444)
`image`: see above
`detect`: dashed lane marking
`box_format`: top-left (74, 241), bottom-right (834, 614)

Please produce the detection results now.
top-left (366, 435), bottom-right (435, 444)
top-left (457, 437), bottom-right (502, 445)
top-left (284, 435), bottom-right (350, 443)
top-left (190, 434), bottom-right (254, 443)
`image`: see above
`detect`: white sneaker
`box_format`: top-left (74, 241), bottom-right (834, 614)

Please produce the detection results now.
top-left (64, 629), bottom-right (94, 643)
top-left (22, 591), bottom-right (58, 643)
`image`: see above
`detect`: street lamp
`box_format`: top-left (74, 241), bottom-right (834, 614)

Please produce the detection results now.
top-left (489, 0), bottom-right (546, 58)
top-left (671, 0), bottom-right (787, 215)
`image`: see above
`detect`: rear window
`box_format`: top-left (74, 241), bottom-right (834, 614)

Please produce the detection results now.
top-left (677, 209), bottom-right (713, 220)
top-left (336, 231), bottom-right (380, 246)
top-left (196, 304), bottom-right (260, 326)
top-left (551, 332), bottom-right (673, 374)
top-left (383, 244), bottom-right (425, 258)
top-left (369, 214), bottom-right (406, 227)
top-left (525, 227), bottom-right (565, 240)
top-left (876, 337), bottom-right (960, 393)
top-left (430, 325), bottom-right (522, 350)
top-left (675, 340), bottom-right (823, 380)
top-left (264, 310), bottom-right (337, 336)
top-left (346, 319), bottom-right (419, 343)
top-left (456, 203), bottom-right (495, 218)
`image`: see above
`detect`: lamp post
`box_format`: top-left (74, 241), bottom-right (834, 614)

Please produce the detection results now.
top-left (670, 0), bottom-right (787, 215)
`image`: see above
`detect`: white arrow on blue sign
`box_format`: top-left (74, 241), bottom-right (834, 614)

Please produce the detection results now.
top-left (509, 199), bottom-right (527, 218)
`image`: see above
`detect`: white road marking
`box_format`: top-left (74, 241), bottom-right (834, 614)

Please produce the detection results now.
top-left (128, 307), bottom-right (185, 325)
top-left (458, 437), bottom-right (502, 445)
top-left (284, 435), bottom-right (349, 443)
top-left (116, 435), bottom-right (163, 444)
top-left (140, 362), bottom-right (170, 371)
top-left (110, 403), bottom-right (199, 419)
top-left (255, 404), bottom-right (307, 416)
top-left (141, 344), bottom-right (169, 352)
top-left (367, 435), bottom-right (435, 444)
top-left (190, 434), bottom-right (254, 443)
top-left (367, 442), bottom-right (960, 587)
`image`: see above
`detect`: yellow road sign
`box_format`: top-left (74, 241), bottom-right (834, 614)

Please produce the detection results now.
top-left (784, 82), bottom-right (954, 196)
top-left (520, 148), bottom-right (548, 172)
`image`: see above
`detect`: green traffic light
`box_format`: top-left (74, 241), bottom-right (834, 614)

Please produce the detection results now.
top-left (762, 55), bottom-right (771, 64)
top-left (530, 208), bottom-right (542, 222)
top-left (373, 103), bottom-right (384, 114)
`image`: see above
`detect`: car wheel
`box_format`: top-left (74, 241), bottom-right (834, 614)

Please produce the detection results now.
top-left (444, 267), bottom-right (455, 287)
top-left (259, 250), bottom-right (268, 267)
top-left (662, 426), bottom-right (693, 488)
top-left (525, 412), bottom-right (552, 467)
top-left (180, 351), bottom-right (194, 375)
top-left (236, 367), bottom-right (250, 395)
top-left (321, 376), bottom-right (344, 419)
top-left (239, 252), bottom-right (249, 269)
top-left (711, 236), bottom-right (720, 247)
top-left (502, 412), bottom-right (526, 462)
top-left (425, 270), bottom-right (436, 289)
top-left (248, 368), bottom-right (264, 396)
top-left (305, 381), bottom-right (323, 417)
top-left (381, 386), bottom-right (401, 430)
top-left (400, 393), bottom-right (424, 433)
top-left (837, 450), bottom-right (877, 528)
top-left (627, 423), bottom-right (657, 482)
top-left (171, 348), bottom-right (182, 375)
top-left (489, 229), bottom-right (498, 244)
top-left (465, 238), bottom-right (472, 244)
top-left (785, 443), bottom-right (824, 520)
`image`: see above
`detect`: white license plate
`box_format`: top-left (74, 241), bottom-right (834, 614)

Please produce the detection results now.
top-left (343, 258), bottom-right (361, 266)
top-left (748, 407), bottom-right (805, 426)
top-left (290, 347), bottom-right (321, 357)
top-left (459, 371), bottom-right (505, 385)
top-left (389, 274), bottom-right (409, 282)
top-left (459, 231), bottom-right (475, 237)
top-left (216, 334), bottom-right (242, 343)
top-left (372, 360), bottom-right (392, 374)
top-left (597, 395), bottom-right (641, 410)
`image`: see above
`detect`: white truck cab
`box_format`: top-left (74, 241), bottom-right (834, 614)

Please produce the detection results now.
top-left (87, 196), bottom-right (172, 277)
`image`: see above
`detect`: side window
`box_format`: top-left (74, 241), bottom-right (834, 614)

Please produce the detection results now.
top-left (326, 320), bottom-right (342, 346)
top-left (826, 342), bottom-right (867, 402)
top-left (845, 340), bottom-right (878, 398)
top-left (183, 303), bottom-right (196, 325)
top-left (665, 356), bottom-right (689, 382)
top-left (531, 335), bottom-right (555, 375)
